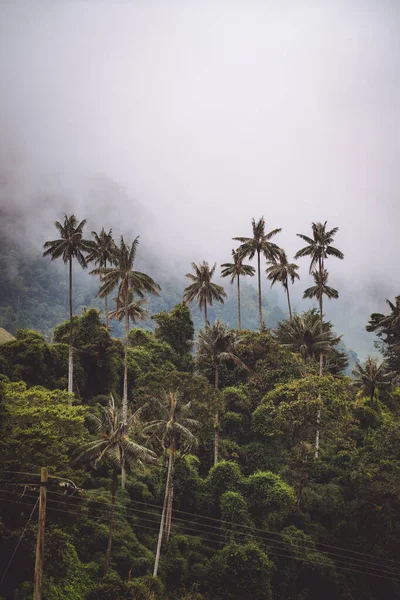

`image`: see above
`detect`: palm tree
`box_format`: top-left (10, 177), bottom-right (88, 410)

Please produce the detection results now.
top-left (303, 269), bottom-right (339, 353)
top-left (295, 221), bottom-right (344, 326)
top-left (266, 250), bottom-right (299, 320)
top-left (275, 311), bottom-right (340, 364)
top-left (295, 222), bottom-right (343, 457)
top-left (93, 236), bottom-right (161, 425)
top-left (145, 390), bottom-right (199, 577)
top-left (353, 358), bottom-right (394, 403)
top-left (234, 217), bottom-right (281, 331)
top-left (197, 321), bottom-right (248, 465)
top-left (75, 395), bottom-right (155, 573)
top-left (295, 221), bottom-right (344, 274)
top-left (183, 261), bottom-right (226, 326)
top-left (87, 228), bottom-right (116, 331)
top-left (221, 249), bottom-right (255, 331)
top-left (43, 214), bottom-right (91, 393)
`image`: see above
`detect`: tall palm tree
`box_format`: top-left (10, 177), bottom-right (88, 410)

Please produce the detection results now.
top-left (303, 269), bottom-right (339, 353)
top-left (197, 321), bottom-right (248, 465)
top-left (145, 390), bottom-right (199, 577)
top-left (93, 236), bottom-right (160, 424)
top-left (234, 217), bottom-right (281, 331)
top-left (295, 221), bottom-right (344, 326)
top-left (221, 249), bottom-right (255, 331)
top-left (87, 228), bottom-right (116, 331)
top-left (183, 261), bottom-right (226, 326)
top-left (75, 395), bottom-right (155, 572)
top-left (43, 214), bottom-right (91, 393)
top-left (295, 222), bottom-right (343, 457)
top-left (353, 358), bottom-right (394, 403)
top-left (266, 250), bottom-right (300, 320)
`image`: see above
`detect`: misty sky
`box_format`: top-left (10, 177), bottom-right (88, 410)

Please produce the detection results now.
top-left (1, 0), bottom-right (399, 356)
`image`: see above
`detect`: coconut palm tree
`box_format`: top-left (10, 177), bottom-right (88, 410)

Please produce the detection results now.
top-left (145, 390), bottom-right (199, 577)
top-left (43, 214), bottom-right (92, 393)
top-left (93, 236), bottom-right (160, 425)
top-left (303, 269), bottom-right (339, 347)
top-left (353, 358), bottom-right (394, 403)
top-left (266, 250), bottom-right (299, 320)
top-left (87, 228), bottom-right (116, 331)
top-left (75, 395), bottom-right (156, 573)
top-left (197, 321), bottom-right (248, 465)
top-left (183, 261), bottom-right (226, 326)
top-left (234, 217), bottom-right (281, 331)
top-left (221, 249), bottom-right (255, 331)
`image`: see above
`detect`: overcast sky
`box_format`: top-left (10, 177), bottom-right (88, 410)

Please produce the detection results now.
top-left (0, 0), bottom-right (399, 356)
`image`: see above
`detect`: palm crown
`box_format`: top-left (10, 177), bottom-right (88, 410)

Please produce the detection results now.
top-left (234, 217), bottom-right (281, 261)
top-left (266, 250), bottom-right (299, 290)
top-left (183, 261), bottom-right (226, 326)
top-left (303, 269), bottom-right (339, 303)
top-left (86, 227), bottom-right (116, 269)
top-left (43, 214), bottom-right (91, 266)
top-left (295, 221), bottom-right (344, 273)
top-left (275, 312), bottom-right (340, 362)
top-left (353, 357), bottom-right (394, 401)
top-left (221, 249), bottom-right (255, 282)
top-left (76, 394), bottom-right (156, 473)
top-left (95, 236), bottom-right (161, 312)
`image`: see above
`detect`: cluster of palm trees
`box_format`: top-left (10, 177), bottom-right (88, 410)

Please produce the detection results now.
top-left (43, 216), bottom-right (160, 422)
top-left (76, 389), bottom-right (198, 577)
top-left (183, 217), bottom-right (343, 336)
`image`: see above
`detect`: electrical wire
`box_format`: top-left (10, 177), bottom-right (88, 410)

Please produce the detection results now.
top-left (1, 483), bottom-right (398, 576)
top-left (1, 493), bottom-right (398, 584)
top-left (2, 472), bottom-right (400, 572)
top-left (1, 491), bottom-right (399, 582)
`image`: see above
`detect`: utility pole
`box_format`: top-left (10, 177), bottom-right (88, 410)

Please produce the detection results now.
top-left (33, 467), bottom-right (48, 600)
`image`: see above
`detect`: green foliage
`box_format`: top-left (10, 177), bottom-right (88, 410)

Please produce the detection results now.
top-left (0, 380), bottom-right (87, 473)
top-left (207, 542), bottom-right (273, 600)
top-left (244, 471), bottom-right (296, 528)
top-left (152, 303), bottom-right (195, 371)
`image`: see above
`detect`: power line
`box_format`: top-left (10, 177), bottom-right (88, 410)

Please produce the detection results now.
top-left (1, 491), bottom-right (399, 583)
top-left (1, 483), bottom-right (398, 576)
top-left (3, 470), bottom-right (399, 567)
top-left (2, 493), bottom-right (399, 584)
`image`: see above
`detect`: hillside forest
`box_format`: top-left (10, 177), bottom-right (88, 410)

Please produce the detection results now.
top-left (1, 214), bottom-right (400, 600)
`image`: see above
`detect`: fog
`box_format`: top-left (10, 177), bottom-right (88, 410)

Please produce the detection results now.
top-left (1, 0), bottom-right (399, 357)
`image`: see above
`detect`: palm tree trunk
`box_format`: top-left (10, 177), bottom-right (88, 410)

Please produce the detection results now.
top-left (286, 283), bottom-right (292, 321)
top-left (104, 259), bottom-right (108, 331)
top-left (104, 467), bottom-right (118, 576)
top-left (121, 295), bottom-right (129, 488)
top-left (204, 302), bottom-right (208, 327)
top-left (237, 275), bottom-right (241, 331)
top-left (123, 297), bottom-right (129, 424)
top-left (315, 259), bottom-right (324, 458)
top-left (257, 249), bottom-right (262, 331)
top-left (165, 440), bottom-right (175, 542)
top-left (153, 447), bottom-right (174, 577)
top-left (68, 257), bottom-right (73, 395)
top-left (214, 363), bottom-right (219, 466)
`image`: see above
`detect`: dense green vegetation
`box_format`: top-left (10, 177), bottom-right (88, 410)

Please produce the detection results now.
top-left (1, 215), bottom-right (399, 599)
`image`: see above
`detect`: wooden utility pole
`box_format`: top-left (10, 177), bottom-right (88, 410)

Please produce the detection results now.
top-left (33, 467), bottom-right (48, 600)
